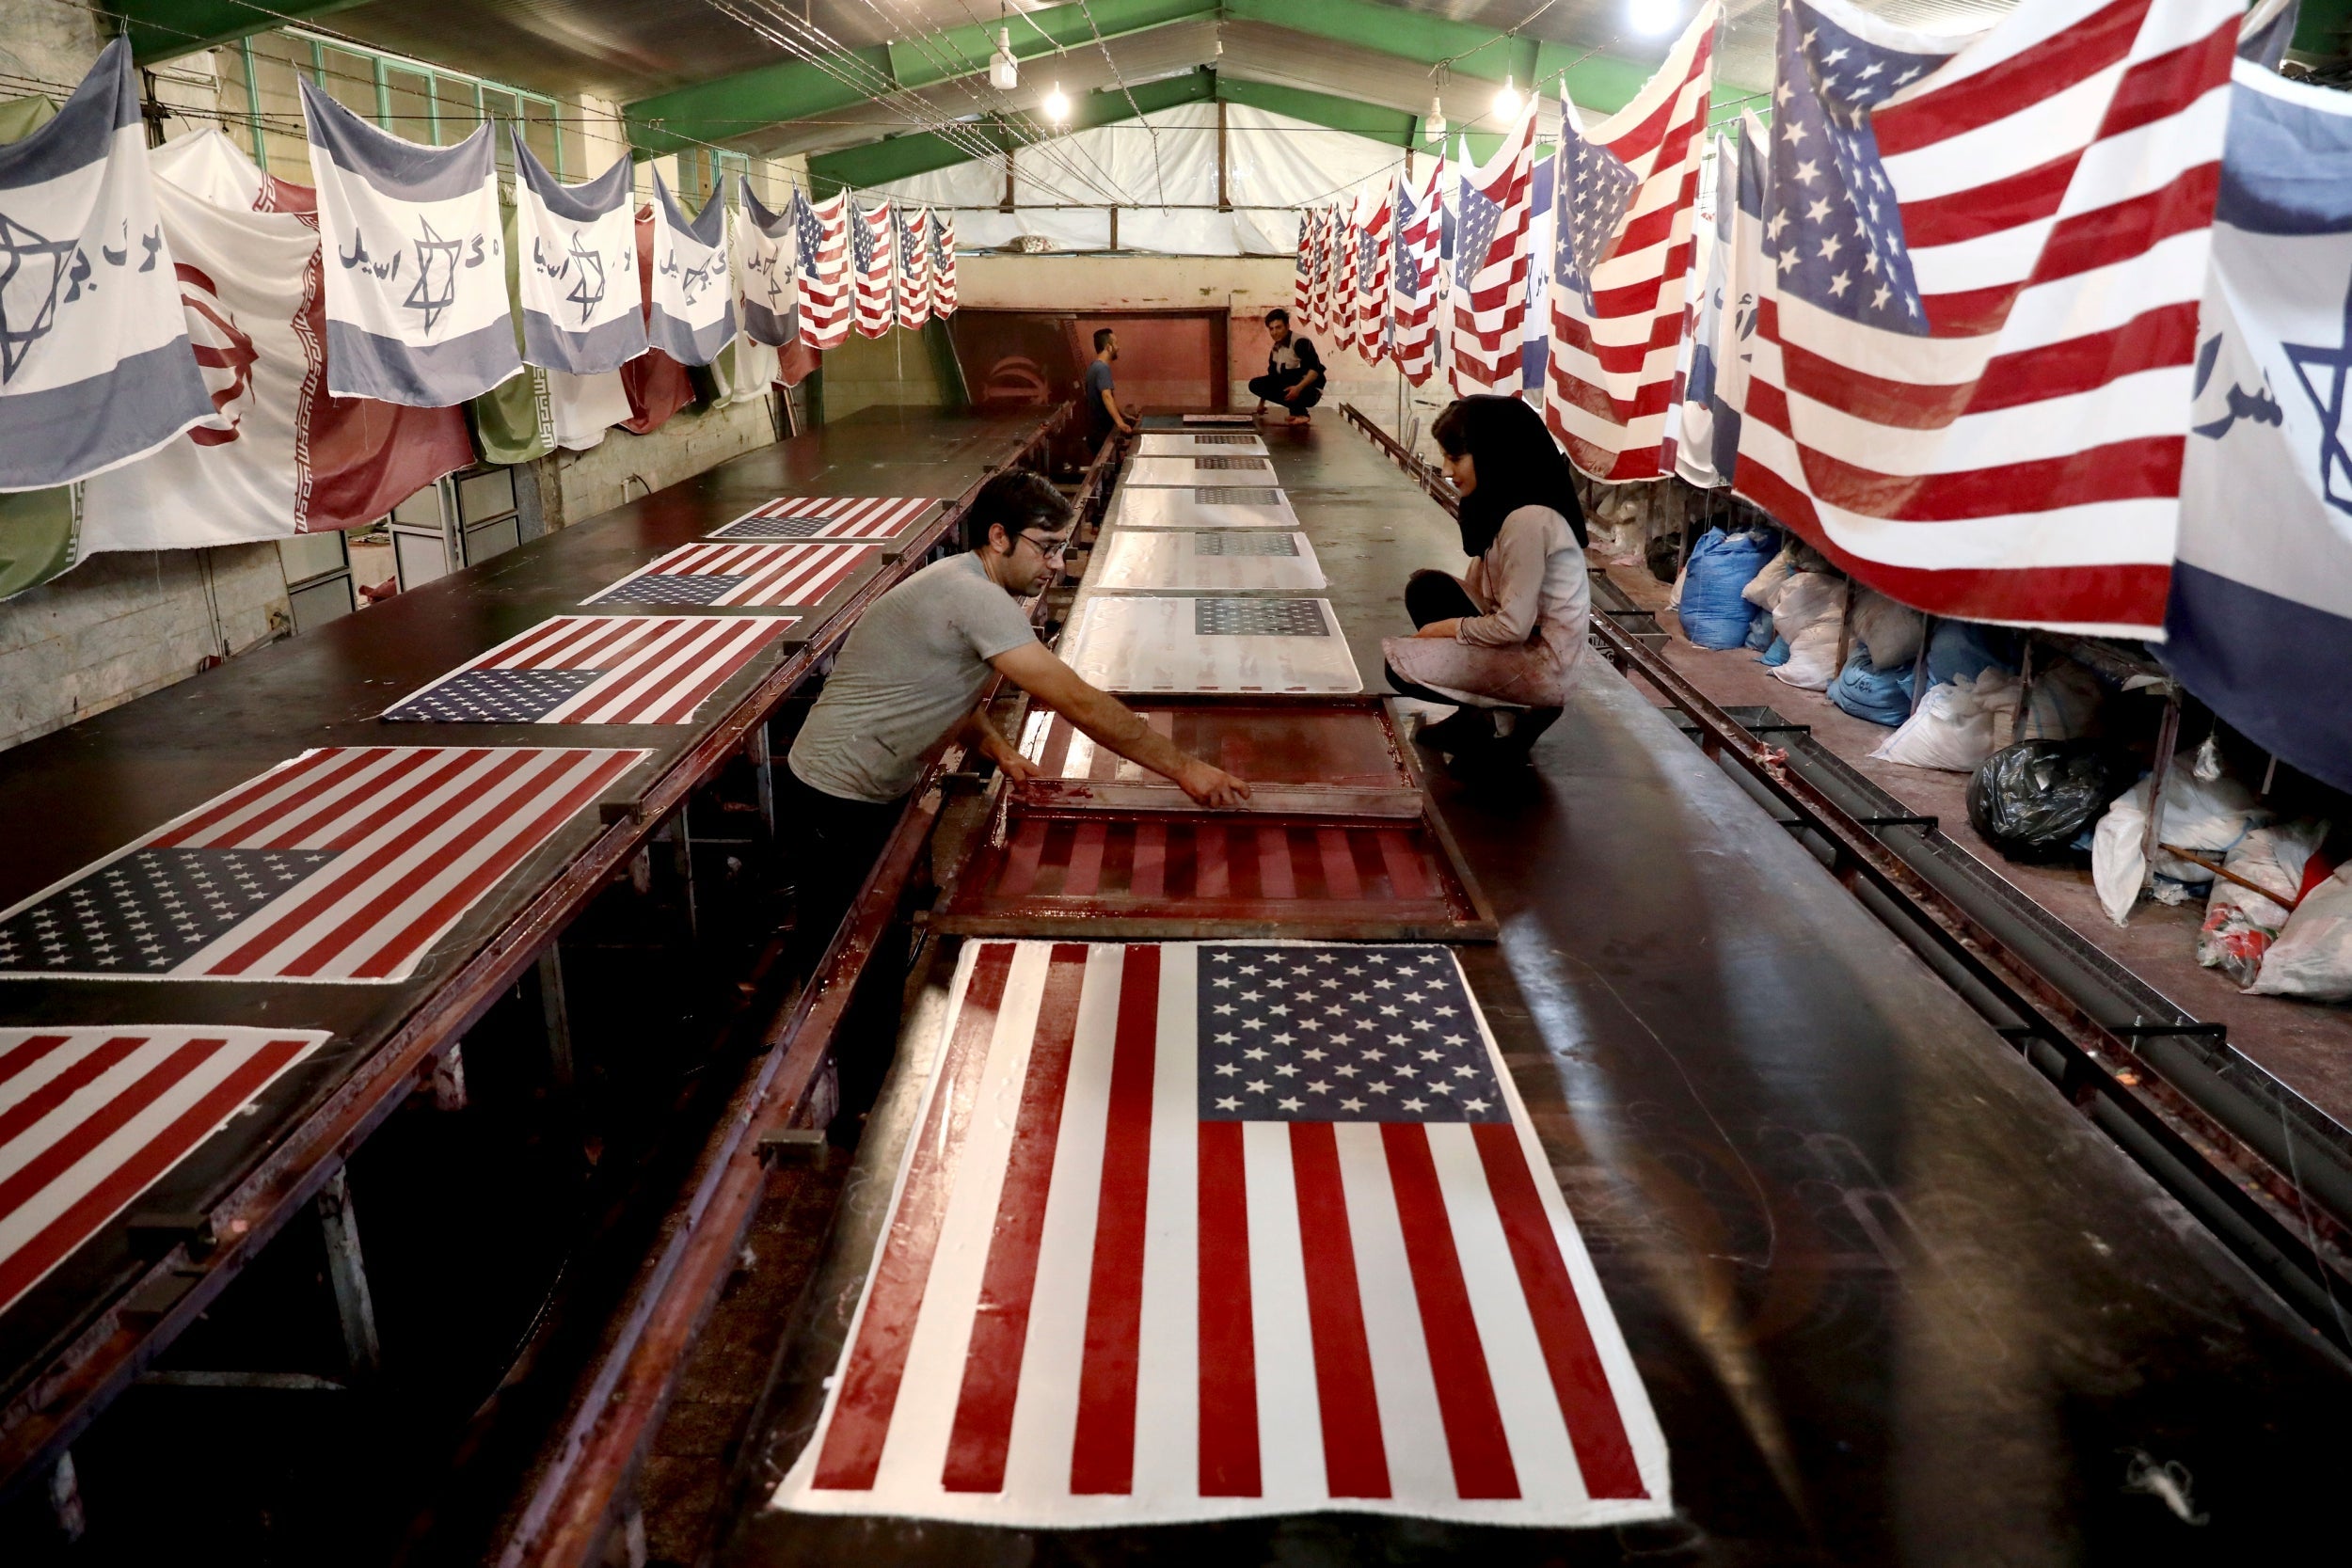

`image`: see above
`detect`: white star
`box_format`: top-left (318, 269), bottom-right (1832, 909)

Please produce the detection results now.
top-left (1309, 1081), bottom-right (1330, 1094)
top-left (1240, 990), bottom-right (1261, 1003)
top-left (1216, 1062), bottom-right (1240, 1076)
top-left (1216, 1096), bottom-right (1240, 1111)
top-left (1782, 119), bottom-right (1807, 147)
top-left (1344, 965), bottom-right (1363, 976)
top-left (1393, 1065), bottom-right (1419, 1079)
top-left (1420, 1050), bottom-right (1443, 1062)
top-left (1872, 284), bottom-right (1892, 309)
top-left (1410, 1019), bottom-right (1434, 1032)
top-left (1432, 1004), bottom-right (1456, 1018)
top-left (1360, 1048), bottom-right (1386, 1062)
top-left (1278, 1097), bottom-right (1303, 1112)
top-left (1301, 1046), bottom-right (1325, 1061)
top-left (1862, 250), bottom-right (1881, 276)
top-left (1243, 1019), bottom-right (1265, 1032)
top-left (1341, 1098), bottom-right (1366, 1113)
top-left (1453, 1064), bottom-right (1478, 1078)
top-left (1819, 236), bottom-right (1842, 263)
top-left (1823, 45), bottom-right (1849, 66)
top-left (1403, 1098), bottom-right (1427, 1113)
top-left (1238, 964), bottom-right (1260, 975)
top-left (1212, 977), bottom-right (1234, 989)
top-left (1369, 1082), bottom-right (1393, 1095)
top-left (1777, 250), bottom-right (1799, 276)
top-left (1828, 271), bottom-right (1851, 297)
top-left (1464, 1098), bottom-right (1491, 1113)
top-left (1429, 1081), bottom-right (1454, 1095)
top-left (1859, 60), bottom-right (1883, 78)
top-left (1441, 1034), bottom-right (1466, 1046)
top-left (1213, 1003), bottom-right (1234, 1016)
top-left (1335, 1064), bottom-right (1359, 1078)
top-left (1214, 1032), bottom-right (1235, 1046)
top-left (1243, 1046), bottom-right (1268, 1061)
top-left (1807, 198), bottom-right (1832, 224)
top-left (1896, 66), bottom-right (1921, 84)
top-left (1211, 951), bottom-right (1232, 962)
top-left (1795, 160), bottom-right (1820, 187)
top-left (1275, 1063), bottom-right (1299, 1077)
top-left (1246, 1079), bottom-right (1270, 1093)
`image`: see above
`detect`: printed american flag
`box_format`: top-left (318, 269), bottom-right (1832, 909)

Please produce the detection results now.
top-left (1331, 209), bottom-right (1359, 352)
top-left (1353, 187), bottom-right (1394, 366)
top-left (1544, 6), bottom-right (1717, 483)
top-left (707, 494), bottom-right (940, 542)
top-left (1732, 0), bottom-right (2239, 634)
top-left (852, 200), bottom-right (898, 340)
top-left (0, 1025), bottom-right (330, 1315)
top-left (380, 615), bottom-right (795, 724)
top-left (1391, 158), bottom-right (1447, 387)
top-left (1293, 208), bottom-right (1318, 329)
top-left (794, 192), bottom-right (850, 351)
top-left (0, 747), bottom-right (646, 983)
top-left (1306, 207), bottom-right (1334, 335)
top-left (1449, 100), bottom-right (1538, 391)
top-left (775, 942), bottom-right (1668, 1527)
top-left (930, 211), bottom-right (958, 317)
top-left (583, 541), bottom-right (881, 609)
top-left (898, 205), bottom-right (932, 332)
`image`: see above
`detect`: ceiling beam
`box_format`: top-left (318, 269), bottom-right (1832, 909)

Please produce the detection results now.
top-left (119, 0), bottom-right (373, 63)
top-left (626, 0), bottom-right (1743, 158)
top-left (1213, 78), bottom-right (1420, 148)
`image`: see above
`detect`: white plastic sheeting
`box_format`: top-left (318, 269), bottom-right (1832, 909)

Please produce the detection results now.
top-left (870, 103), bottom-right (1406, 257)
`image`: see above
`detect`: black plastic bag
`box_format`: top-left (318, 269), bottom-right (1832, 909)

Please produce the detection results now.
top-left (1967, 739), bottom-right (2137, 863)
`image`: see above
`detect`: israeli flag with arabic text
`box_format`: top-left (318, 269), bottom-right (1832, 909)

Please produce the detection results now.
top-left (301, 79), bottom-right (519, 405)
top-left (649, 169), bottom-right (735, 366)
top-left (513, 138), bottom-right (644, 375)
top-left (0, 39), bottom-right (211, 490)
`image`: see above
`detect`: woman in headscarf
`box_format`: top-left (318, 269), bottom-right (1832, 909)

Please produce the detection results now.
top-left (1382, 394), bottom-right (1591, 763)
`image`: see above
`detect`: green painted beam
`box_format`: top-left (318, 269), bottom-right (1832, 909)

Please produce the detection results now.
top-left (805, 69), bottom-right (1216, 192)
top-left (1216, 78), bottom-right (1419, 146)
top-left (115, 0), bottom-right (373, 63)
top-left (1221, 0), bottom-right (1533, 87)
top-left (628, 0), bottom-right (1214, 157)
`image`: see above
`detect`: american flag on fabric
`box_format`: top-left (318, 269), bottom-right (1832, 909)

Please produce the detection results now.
top-left (1392, 157), bottom-right (1447, 387)
top-left (930, 212), bottom-right (959, 317)
top-left (1353, 187), bottom-right (1395, 365)
top-left (708, 494), bottom-right (940, 542)
top-left (1294, 208), bottom-right (1318, 329)
top-left (852, 201), bottom-right (898, 340)
top-left (1331, 210), bottom-right (1359, 352)
top-left (583, 540), bottom-right (881, 609)
top-left (380, 615), bottom-right (794, 724)
top-left (0, 747), bottom-right (645, 983)
top-left (1733, 0), bottom-right (2240, 635)
top-left (898, 206), bottom-right (933, 332)
top-left (0, 1025), bottom-right (331, 1316)
top-left (1450, 101), bottom-right (1539, 392)
top-left (774, 941), bottom-right (1668, 1527)
top-left (1310, 208), bottom-right (1338, 335)
top-left (1544, 5), bottom-right (1718, 483)
top-left (794, 192), bottom-right (850, 351)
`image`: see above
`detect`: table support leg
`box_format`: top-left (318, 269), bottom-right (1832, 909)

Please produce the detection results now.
top-left (317, 1169), bottom-right (382, 1381)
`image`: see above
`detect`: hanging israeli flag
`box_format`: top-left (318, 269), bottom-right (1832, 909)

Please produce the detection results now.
top-left (736, 180), bottom-right (796, 348)
top-left (513, 137), bottom-right (644, 374)
top-left (648, 169), bottom-right (734, 366)
top-left (2167, 57), bottom-right (2352, 794)
top-left (0, 39), bottom-right (212, 490)
top-left (301, 79), bottom-right (518, 405)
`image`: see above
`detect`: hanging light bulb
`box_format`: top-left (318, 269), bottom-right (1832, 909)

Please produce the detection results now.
top-left (1492, 74), bottom-right (1521, 119)
top-left (1043, 82), bottom-right (1071, 124)
top-left (1628, 0), bottom-right (1680, 35)
top-left (989, 25), bottom-right (1018, 90)
top-left (1427, 90), bottom-right (1447, 139)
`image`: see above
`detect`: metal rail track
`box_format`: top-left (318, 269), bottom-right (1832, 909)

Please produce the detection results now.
top-left (0, 412), bottom-right (1067, 1505)
top-left (1336, 402), bottom-right (2352, 1355)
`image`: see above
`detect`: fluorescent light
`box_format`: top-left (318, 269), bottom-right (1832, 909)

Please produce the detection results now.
top-left (1492, 75), bottom-right (1520, 119)
top-left (1629, 0), bottom-right (1680, 35)
top-left (1043, 82), bottom-right (1070, 123)
top-left (1427, 92), bottom-right (1446, 138)
top-left (989, 26), bottom-right (1017, 90)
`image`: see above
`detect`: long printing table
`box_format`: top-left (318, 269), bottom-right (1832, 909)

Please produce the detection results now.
top-left (0, 406), bottom-right (1059, 1499)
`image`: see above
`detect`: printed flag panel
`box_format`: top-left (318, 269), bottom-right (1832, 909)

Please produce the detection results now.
top-left (1092, 530), bottom-right (1326, 593)
top-left (1126, 455), bottom-right (1278, 487)
top-left (0, 747), bottom-right (646, 983)
top-left (1060, 596), bottom-right (1360, 694)
top-left (707, 495), bottom-right (940, 542)
top-left (0, 1024), bottom-right (331, 1318)
top-left (771, 942), bottom-right (1668, 1527)
top-left (1110, 487), bottom-right (1297, 531)
top-left (1136, 434), bottom-right (1270, 457)
top-left (581, 541), bottom-right (881, 609)
top-left (380, 614), bottom-right (796, 724)
top-left (796, 193), bottom-right (850, 352)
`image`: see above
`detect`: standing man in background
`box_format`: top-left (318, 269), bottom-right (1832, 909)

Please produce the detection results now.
top-left (1249, 308), bottom-right (1324, 424)
top-left (1084, 328), bottom-right (1136, 447)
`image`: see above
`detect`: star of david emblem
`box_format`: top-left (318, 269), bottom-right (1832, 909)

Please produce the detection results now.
top-left (564, 231), bottom-right (606, 324)
top-left (405, 216), bottom-right (465, 333)
top-left (2282, 269), bottom-right (2352, 518)
top-left (0, 212), bottom-right (81, 383)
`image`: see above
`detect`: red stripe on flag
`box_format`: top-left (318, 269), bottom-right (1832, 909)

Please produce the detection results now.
top-left (1197, 1118), bottom-right (1260, 1497)
top-left (1130, 821), bottom-right (1168, 902)
top-left (1902, 152), bottom-right (2079, 249)
top-left (1317, 829), bottom-right (1360, 900)
top-left (2096, 21), bottom-right (2237, 140)
top-left (0, 1036), bottom-right (143, 1151)
top-left (1470, 1122), bottom-right (1647, 1499)
top-left (812, 942), bottom-right (1013, 1491)
top-left (1069, 944), bottom-right (1161, 1494)
top-left (151, 747), bottom-right (388, 847)
top-left (1256, 828), bottom-right (1295, 899)
top-left (942, 943), bottom-right (1089, 1494)
top-left (1793, 433), bottom-right (2184, 521)
top-left (262, 746), bottom-right (485, 851)
top-left (1196, 825), bottom-right (1230, 898)
top-left (1065, 821), bottom-right (1108, 898)
top-left (0, 1034), bottom-right (72, 1092)
top-left (1871, 0), bottom-right (2145, 158)
top-left (1380, 1123), bottom-right (1520, 1500)
top-left (1288, 1122), bottom-right (1392, 1498)
top-left (0, 1037), bottom-right (304, 1313)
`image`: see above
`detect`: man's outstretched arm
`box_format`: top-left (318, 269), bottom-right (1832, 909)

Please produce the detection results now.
top-left (988, 642), bottom-right (1251, 806)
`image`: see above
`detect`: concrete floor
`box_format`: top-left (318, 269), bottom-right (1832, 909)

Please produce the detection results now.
top-left (1598, 562), bottom-right (2352, 1132)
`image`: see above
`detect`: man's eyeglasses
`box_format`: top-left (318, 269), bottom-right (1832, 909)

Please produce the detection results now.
top-left (1017, 532), bottom-right (1072, 562)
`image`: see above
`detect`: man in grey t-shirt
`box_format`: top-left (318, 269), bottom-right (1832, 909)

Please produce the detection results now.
top-left (1082, 328), bottom-right (1135, 447)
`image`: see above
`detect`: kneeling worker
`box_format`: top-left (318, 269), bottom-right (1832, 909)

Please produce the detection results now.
top-left (1248, 308), bottom-right (1325, 424)
top-left (786, 467), bottom-right (1250, 1016)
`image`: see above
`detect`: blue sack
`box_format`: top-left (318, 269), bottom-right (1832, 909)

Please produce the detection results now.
top-left (1760, 635), bottom-right (1791, 668)
top-left (1831, 645), bottom-right (1917, 727)
top-left (1677, 528), bottom-right (1778, 649)
top-left (1925, 620), bottom-right (2022, 688)
top-left (1743, 606), bottom-right (1775, 650)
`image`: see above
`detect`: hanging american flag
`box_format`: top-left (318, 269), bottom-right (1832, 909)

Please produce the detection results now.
top-left (1315, 207), bottom-right (1343, 336)
top-left (795, 192), bottom-right (850, 351)
top-left (1392, 156), bottom-right (1447, 387)
top-left (1734, 0), bottom-right (2240, 634)
top-left (1354, 187), bottom-right (1395, 365)
top-left (0, 1025), bottom-right (331, 1316)
top-left (1450, 100), bottom-right (1539, 392)
top-left (380, 615), bottom-right (795, 724)
top-left (1292, 209), bottom-right (1316, 329)
top-left (708, 494), bottom-right (940, 541)
top-left (898, 205), bottom-right (932, 332)
top-left (851, 200), bottom-right (898, 340)
top-left (583, 540), bottom-right (881, 609)
top-left (1544, 6), bottom-right (1718, 483)
top-left (0, 747), bottom-right (645, 983)
top-left (1330, 208), bottom-right (1359, 354)
top-left (930, 211), bottom-right (959, 317)
top-left (1306, 208), bottom-right (1332, 334)
top-left (774, 941), bottom-right (1668, 1527)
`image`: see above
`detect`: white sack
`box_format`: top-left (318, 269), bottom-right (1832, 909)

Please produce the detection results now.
top-left (1771, 572), bottom-right (1844, 690)
top-left (2091, 768), bottom-right (2271, 927)
top-left (2201, 819), bottom-right (2328, 988)
top-left (2250, 862), bottom-right (2352, 1001)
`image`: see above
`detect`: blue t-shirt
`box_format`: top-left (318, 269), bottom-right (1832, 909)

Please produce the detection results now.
top-left (1084, 358), bottom-right (1116, 434)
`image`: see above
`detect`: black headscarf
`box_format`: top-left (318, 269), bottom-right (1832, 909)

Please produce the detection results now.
top-left (1431, 395), bottom-right (1588, 558)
